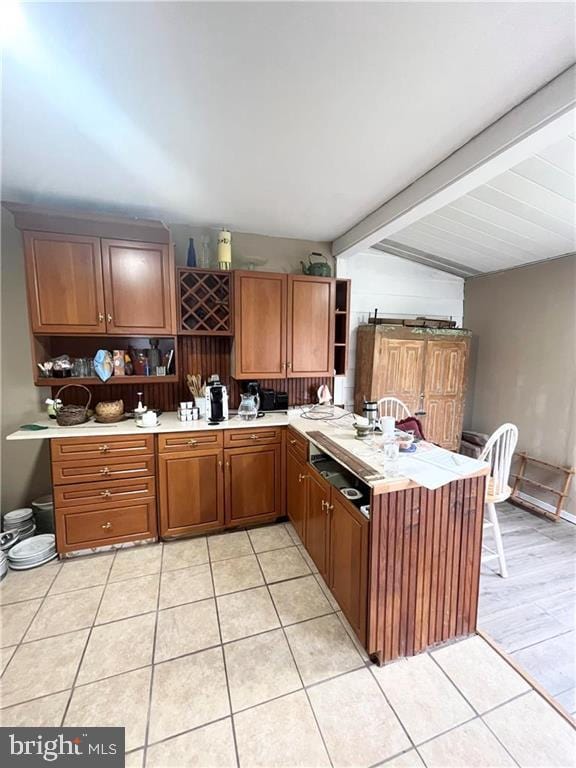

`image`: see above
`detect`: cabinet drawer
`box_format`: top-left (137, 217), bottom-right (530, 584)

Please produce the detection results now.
top-left (51, 434), bottom-right (154, 462)
top-left (158, 431), bottom-right (223, 454)
top-left (54, 477), bottom-right (156, 509)
top-left (57, 500), bottom-right (157, 552)
top-left (287, 427), bottom-right (308, 462)
top-left (51, 455), bottom-right (155, 485)
top-left (224, 427), bottom-right (283, 448)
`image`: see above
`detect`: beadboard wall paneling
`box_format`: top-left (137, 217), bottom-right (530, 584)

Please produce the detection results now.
top-left (52, 336), bottom-right (332, 412)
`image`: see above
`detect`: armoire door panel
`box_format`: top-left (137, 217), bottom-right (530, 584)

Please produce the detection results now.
top-left (24, 232), bottom-right (105, 334)
top-left (422, 340), bottom-right (468, 449)
top-left (378, 340), bottom-right (425, 415)
top-left (287, 276), bottom-right (334, 377)
top-left (102, 239), bottom-right (173, 334)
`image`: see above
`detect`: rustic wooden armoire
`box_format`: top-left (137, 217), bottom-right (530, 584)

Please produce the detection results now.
top-left (354, 325), bottom-right (471, 450)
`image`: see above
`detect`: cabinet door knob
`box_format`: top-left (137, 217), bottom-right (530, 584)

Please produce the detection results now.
top-left (99, 467), bottom-right (111, 475)
top-left (298, 473), bottom-right (307, 483)
top-left (99, 444), bottom-right (110, 452)
top-left (107, 313), bottom-right (113, 323)
top-left (287, 362), bottom-right (292, 369)
top-left (98, 312), bottom-right (105, 322)
top-left (101, 521), bottom-right (112, 530)
top-left (187, 439), bottom-right (198, 447)
top-left (289, 439), bottom-right (297, 445)
top-left (100, 489), bottom-right (112, 498)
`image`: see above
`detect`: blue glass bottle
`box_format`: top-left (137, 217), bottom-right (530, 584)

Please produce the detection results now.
top-left (186, 238), bottom-right (197, 267)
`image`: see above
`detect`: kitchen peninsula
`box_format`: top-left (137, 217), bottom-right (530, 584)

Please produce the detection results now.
top-left (7, 410), bottom-right (488, 665)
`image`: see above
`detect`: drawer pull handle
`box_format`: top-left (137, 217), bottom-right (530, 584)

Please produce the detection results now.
top-left (99, 467), bottom-right (111, 475)
top-left (289, 439), bottom-right (297, 445)
top-left (107, 313), bottom-right (113, 323)
top-left (98, 312), bottom-right (105, 322)
top-left (100, 490), bottom-right (112, 498)
top-left (250, 434), bottom-right (260, 440)
top-left (298, 473), bottom-right (307, 483)
top-left (99, 444), bottom-right (110, 453)
top-left (101, 522), bottom-right (112, 530)
top-left (187, 439), bottom-right (198, 447)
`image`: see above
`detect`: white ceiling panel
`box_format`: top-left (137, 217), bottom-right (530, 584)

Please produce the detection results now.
top-left (1, 1), bottom-right (575, 240)
top-left (385, 134), bottom-right (576, 275)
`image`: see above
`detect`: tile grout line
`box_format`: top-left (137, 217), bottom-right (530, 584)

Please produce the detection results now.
top-left (247, 528), bottom-right (336, 768)
top-left (0, 564), bottom-right (62, 678)
top-left (367, 665), bottom-right (419, 755)
top-left (59, 548), bottom-right (119, 728)
top-left (426, 651), bottom-right (523, 767)
top-left (141, 542), bottom-right (164, 768)
top-left (207, 540), bottom-right (241, 768)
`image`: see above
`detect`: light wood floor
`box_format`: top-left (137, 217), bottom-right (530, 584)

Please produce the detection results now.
top-left (479, 502), bottom-right (576, 717)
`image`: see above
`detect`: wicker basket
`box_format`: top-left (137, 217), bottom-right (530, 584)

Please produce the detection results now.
top-left (54, 384), bottom-right (92, 426)
top-left (95, 400), bottom-right (124, 422)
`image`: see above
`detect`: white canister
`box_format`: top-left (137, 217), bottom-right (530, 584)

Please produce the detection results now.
top-left (141, 410), bottom-right (158, 427)
top-left (380, 416), bottom-right (395, 437)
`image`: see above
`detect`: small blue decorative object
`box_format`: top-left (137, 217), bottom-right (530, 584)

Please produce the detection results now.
top-left (186, 238), bottom-right (197, 267)
top-left (94, 349), bottom-right (113, 382)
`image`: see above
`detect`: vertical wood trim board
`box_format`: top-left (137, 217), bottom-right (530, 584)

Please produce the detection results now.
top-left (368, 474), bottom-right (485, 664)
top-left (52, 336), bottom-right (333, 411)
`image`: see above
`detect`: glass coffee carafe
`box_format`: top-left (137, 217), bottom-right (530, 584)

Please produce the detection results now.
top-left (238, 393), bottom-right (258, 420)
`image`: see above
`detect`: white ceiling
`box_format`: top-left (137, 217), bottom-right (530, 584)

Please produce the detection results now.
top-left (381, 133), bottom-right (576, 275)
top-left (1, 1), bottom-right (575, 241)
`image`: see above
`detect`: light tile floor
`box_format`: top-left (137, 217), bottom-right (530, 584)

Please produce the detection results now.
top-left (1, 521), bottom-right (575, 767)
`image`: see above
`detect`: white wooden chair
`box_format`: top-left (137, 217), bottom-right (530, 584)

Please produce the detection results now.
top-left (479, 423), bottom-right (518, 578)
top-left (377, 397), bottom-right (412, 421)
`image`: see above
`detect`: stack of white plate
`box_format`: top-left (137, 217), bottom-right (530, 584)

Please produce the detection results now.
top-left (0, 550), bottom-right (8, 581)
top-left (7, 534), bottom-right (57, 570)
top-left (2, 508), bottom-right (36, 540)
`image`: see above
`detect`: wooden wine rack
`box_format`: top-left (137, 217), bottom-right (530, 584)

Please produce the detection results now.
top-left (178, 268), bottom-right (234, 335)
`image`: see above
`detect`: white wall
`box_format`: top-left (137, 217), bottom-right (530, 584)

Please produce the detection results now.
top-left (336, 250), bottom-right (464, 410)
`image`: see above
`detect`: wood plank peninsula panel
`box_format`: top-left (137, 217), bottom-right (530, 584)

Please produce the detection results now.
top-left (367, 474), bottom-right (485, 665)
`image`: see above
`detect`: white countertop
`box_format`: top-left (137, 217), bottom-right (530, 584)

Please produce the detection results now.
top-left (6, 410), bottom-right (291, 440)
top-left (6, 406), bottom-right (488, 494)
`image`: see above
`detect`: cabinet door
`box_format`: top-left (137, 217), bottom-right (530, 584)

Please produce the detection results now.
top-left (287, 276), bottom-right (335, 377)
top-left (23, 231), bottom-right (105, 334)
top-left (329, 492), bottom-right (369, 644)
top-left (232, 271), bottom-right (287, 379)
top-left (225, 444), bottom-right (282, 525)
top-left (102, 239), bottom-right (174, 334)
top-left (287, 449), bottom-right (308, 542)
top-left (422, 340), bottom-right (469, 449)
top-left (158, 449), bottom-right (224, 537)
top-left (306, 467), bottom-right (330, 581)
top-left (378, 339), bottom-right (426, 416)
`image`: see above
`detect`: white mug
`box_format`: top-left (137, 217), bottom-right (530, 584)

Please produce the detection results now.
top-left (141, 410), bottom-right (158, 427)
top-left (379, 416), bottom-right (395, 437)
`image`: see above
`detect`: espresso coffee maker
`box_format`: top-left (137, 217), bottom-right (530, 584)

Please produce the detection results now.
top-left (205, 375), bottom-right (229, 422)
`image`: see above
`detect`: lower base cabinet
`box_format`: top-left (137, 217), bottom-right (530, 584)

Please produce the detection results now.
top-left (329, 493), bottom-right (369, 645)
top-left (286, 448), bottom-right (308, 541)
top-left (305, 466), bottom-right (331, 583)
top-left (288, 458), bottom-right (369, 643)
top-left (158, 428), bottom-right (284, 537)
top-left (225, 444), bottom-right (282, 525)
top-left (158, 449), bottom-right (224, 537)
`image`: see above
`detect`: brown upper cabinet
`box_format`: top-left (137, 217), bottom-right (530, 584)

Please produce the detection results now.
top-left (23, 231), bottom-right (175, 335)
top-left (232, 271), bottom-right (335, 379)
top-left (24, 232), bottom-right (107, 334)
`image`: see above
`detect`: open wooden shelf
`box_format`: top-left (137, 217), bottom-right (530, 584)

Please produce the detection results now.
top-left (334, 279), bottom-right (351, 375)
top-left (38, 375), bottom-right (179, 387)
top-left (32, 335), bottom-right (178, 387)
